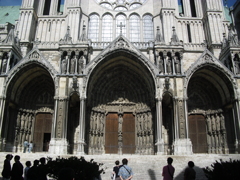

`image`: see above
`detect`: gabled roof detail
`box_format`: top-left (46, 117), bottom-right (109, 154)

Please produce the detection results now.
top-left (91, 35), bottom-right (149, 64)
top-left (6, 46), bottom-right (58, 84)
top-left (185, 49), bottom-right (232, 79)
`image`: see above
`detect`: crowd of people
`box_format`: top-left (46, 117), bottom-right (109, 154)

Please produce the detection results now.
top-left (2, 154), bottom-right (196, 180)
top-left (111, 157), bottom-right (196, 180)
top-left (1, 154), bottom-right (77, 180)
top-left (1, 154), bottom-right (50, 180)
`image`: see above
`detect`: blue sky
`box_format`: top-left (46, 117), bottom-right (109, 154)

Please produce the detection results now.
top-left (0, 0), bottom-right (237, 7)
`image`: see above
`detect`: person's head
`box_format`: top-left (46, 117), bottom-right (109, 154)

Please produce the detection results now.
top-left (122, 158), bottom-right (128, 165)
top-left (167, 157), bottom-right (173, 165)
top-left (40, 157), bottom-right (46, 164)
top-left (6, 154), bottom-right (13, 160)
top-left (115, 160), bottom-right (120, 165)
top-left (188, 161), bottom-right (194, 168)
top-left (33, 159), bottom-right (39, 166)
top-left (14, 155), bottom-right (20, 162)
top-left (58, 167), bottom-right (75, 180)
top-left (26, 161), bottom-right (31, 167)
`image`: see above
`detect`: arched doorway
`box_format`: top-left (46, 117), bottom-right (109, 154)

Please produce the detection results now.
top-left (187, 66), bottom-right (235, 153)
top-left (3, 63), bottom-right (54, 152)
top-left (86, 51), bottom-right (155, 155)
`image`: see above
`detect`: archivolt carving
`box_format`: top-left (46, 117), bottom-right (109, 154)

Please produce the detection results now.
top-left (184, 49), bottom-right (237, 97)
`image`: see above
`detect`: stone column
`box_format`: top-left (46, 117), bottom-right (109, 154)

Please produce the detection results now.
top-left (48, 97), bottom-right (68, 154)
top-left (173, 98), bottom-right (192, 155)
top-left (233, 100), bottom-right (240, 153)
top-left (0, 52), bottom-right (3, 74)
top-left (76, 97), bottom-right (86, 155)
top-left (155, 98), bottom-right (164, 154)
top-left (0, 95), bottom-right (6, 151)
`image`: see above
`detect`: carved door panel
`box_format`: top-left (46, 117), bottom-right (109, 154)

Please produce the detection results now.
top-left (105, 113), bottom-right (118, 154)
top-left (34, 113), bottom-right (52, 152)
top-left (122, 113), bottom-right (135, 154)
top-left (188, 114), bottom-right (207, 153)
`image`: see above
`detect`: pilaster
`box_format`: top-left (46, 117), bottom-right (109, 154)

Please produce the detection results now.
top-left (173, 97), bottom-right (192, 155)
top-left (48, 97), bottom-right (69, 154)
top-left (155, 97), bottom-right (164, 155)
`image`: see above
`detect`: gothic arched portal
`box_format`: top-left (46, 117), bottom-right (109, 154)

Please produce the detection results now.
top-left (86, 51), bottom-right (156, 155)
top-left (3, 63), bottom-right (54, 152)
top-left (187, 66), bottom-right (235, 154)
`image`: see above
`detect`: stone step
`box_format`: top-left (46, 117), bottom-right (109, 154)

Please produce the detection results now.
top-left (0, 152), bottom-right (239, 180)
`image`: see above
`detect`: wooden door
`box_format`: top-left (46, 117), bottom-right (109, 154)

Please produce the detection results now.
top-left (122, 113), bottom-right (135, 154)
top-left (34, 113), bottom-right (52, 152)
top-left (188, 114), bottom-right (207, 153)
top-left (105, 113), bottom-right (118, 154)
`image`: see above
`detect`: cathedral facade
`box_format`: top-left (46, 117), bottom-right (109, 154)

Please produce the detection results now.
top-left (0, 0), bottom-right (240, 155)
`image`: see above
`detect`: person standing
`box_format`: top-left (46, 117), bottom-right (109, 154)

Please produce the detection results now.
top-left (162, 157), bottom-right (175, 180)
top-left (24, 161), bottom-right (31, 180)
top-left (118, 158), bottom-right (133, 180)
top-left (28, 141), bottom-right (33, 153)
top-left (1, 154), bottom-right (13, 180)
top-left (184, 161), bottom-right (196, 180)
top-left (38, 157), bottom-right (48, 180)
top-left (112, 160), bottom-right (121, 180)
top-left (11, 155), bottom-right (24, 180)
top-left (27, 160), bottom-right (39, 180)
top-left (23, 140), bottom-right (29, 153)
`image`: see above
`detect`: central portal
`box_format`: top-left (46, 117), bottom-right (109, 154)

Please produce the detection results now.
top-left (105, 113), bottom-right (135, 154)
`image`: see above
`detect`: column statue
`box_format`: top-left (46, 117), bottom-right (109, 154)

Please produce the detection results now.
top-left (174, 56), bottom-right (181, 74)
top-left (78, 56), bottom-right (85, 74)
top-left (70, 56), bottom-right (76, 74)
top-left (61, 56), bottom-right (67, 74)
top-left (166, 56), bottom-right (172, 74)
top-left (158, 56), bottom-right (164, 74)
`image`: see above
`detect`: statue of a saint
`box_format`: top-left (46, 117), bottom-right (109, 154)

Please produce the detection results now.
top-left (78, 55), bottom-right (85, 74)
top-left (61, 56), bottom-right (67, 74)
top-left (158, 56), bottom-right (164, 74)
top-left (174, 56), bottom-right (181, 74)
top-left (166, 57), bottom-right (172, 74)
top-left (70, 56), bottom-right (77, 74)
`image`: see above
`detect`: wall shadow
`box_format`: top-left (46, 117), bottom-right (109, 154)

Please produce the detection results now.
top-left (148, 169), bottom-right (157, 180)
top-left (174, 165), bottom-right (207, 180)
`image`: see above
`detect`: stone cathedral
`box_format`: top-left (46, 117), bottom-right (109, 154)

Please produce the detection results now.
top-left (0, 0), bottom-right (240, 156)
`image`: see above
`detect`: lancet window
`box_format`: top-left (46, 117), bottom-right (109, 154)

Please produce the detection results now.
top-left (129, 14), bottom-right (140, 42)
top-left (88, 14), bottom-right (100, 42)
top-left (102, 14), bottom-right (113, 42)
top-left (143, 14), bottom-right (154, 42)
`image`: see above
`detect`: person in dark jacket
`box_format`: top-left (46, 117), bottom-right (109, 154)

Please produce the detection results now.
top-left (2, 154), bottom-right (13, 180)
top-left (11, 155), bottom-right (24, 180)
top-left (27, 159), bottom-right (39, 180)
top-left (38, 157), bottom-right (48, 180)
